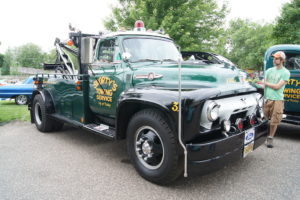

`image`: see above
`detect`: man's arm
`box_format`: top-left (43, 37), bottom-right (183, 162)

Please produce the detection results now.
top-left (265, 80), bottom-right (287, 90)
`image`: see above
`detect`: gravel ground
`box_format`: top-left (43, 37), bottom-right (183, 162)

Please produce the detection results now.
top-left (0, 121), bottom-right (299, 200)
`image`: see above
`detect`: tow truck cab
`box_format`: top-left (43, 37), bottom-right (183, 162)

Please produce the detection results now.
top-left (29, 22), bottom-right (268, 184)
top-left (264, 45), bottom-right (300, 125)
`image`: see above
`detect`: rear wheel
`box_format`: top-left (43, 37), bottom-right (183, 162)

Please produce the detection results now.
top-left (127, 109), bottom-right (182, 184)
top-left (33, 94), bottom-right (63, 132)
top-left (15, 95), bottom-right (28, 105)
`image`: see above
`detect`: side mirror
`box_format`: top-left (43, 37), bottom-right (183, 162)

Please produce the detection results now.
top-left (122, 52), bottom-right (132, 62)
top-left (81, 37), bottom-right (94, 64)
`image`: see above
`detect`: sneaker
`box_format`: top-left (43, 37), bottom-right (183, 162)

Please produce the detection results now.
top-left (266, 137), bottom-right (274, 148)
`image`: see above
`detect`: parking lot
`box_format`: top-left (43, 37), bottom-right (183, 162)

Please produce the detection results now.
top-left (0, 121), bottom-right (299, 200)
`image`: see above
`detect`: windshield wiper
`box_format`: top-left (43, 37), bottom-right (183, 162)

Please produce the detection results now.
top-left (131, 59), bottom-right (161, 63)
top-left (161, 58), bottom-right (177, 63)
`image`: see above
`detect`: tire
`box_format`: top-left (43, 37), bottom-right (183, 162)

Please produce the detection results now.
top-left (127, 109), bottom-right (182, 184)
top-left (15, 95), bottom-right (28, 105)
top-left (33, 94), bottom-right (63, 132)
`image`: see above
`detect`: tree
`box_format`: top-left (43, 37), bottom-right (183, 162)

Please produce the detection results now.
top-left (104, 0), bottom-right (227, 51)
top-left (273, 0), bottom-right (300, 44)
top-left (0, 48), bottom-right (17, 75)
top-left (44, 49), bottom-right (57, 64)
top-left (1, 56), bottom-right (10, 75)
top-left (16, 43), bottom-right (45, 68)
top-left (219, 19), bottom-right (275, 70)
top-left (0, 54), bottom-right (4, 68)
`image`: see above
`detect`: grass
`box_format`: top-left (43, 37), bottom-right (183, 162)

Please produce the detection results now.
top-left (0, 100), bottom-right (30, 124)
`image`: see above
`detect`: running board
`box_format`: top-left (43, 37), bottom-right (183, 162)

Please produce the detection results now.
top-left (282, 114), bottom-right (300, 125)
top-left (49, 114), bottom-right (116, 140)
top-left (84, 124), bottom-right (115, 139)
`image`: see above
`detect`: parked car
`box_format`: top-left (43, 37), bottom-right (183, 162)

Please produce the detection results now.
top-left (0, 76), bottom-right (34, 105)
top-left (0, 80), bottom-right (8, 86)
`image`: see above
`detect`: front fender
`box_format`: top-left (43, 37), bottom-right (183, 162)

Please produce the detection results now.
top-left (116, 87), bottom-right (221, 141)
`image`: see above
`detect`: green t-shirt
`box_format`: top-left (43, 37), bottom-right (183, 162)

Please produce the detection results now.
top-left (265, 66), bottom-right (290, 100)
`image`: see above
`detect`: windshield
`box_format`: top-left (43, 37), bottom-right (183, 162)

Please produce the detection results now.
top-left (286, 54), bottom-right (300, 70)
top-left (23, 77), bottom-right (33, 84)
top-left (123, 38), bottom-right (181, 62)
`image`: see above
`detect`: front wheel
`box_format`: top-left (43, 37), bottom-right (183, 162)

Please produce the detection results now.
top-left (127, 109), bottom-right (182, 184)
top-left (15, 95), bottom-right (28, 105)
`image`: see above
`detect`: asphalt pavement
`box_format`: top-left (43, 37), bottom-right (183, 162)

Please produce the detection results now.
top-left (0, 121), bottom-right (299, 200)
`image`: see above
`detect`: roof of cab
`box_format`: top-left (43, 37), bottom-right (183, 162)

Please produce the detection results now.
top-left (102, 31), bottom-right (171, 40)
top-left (264, 44), bottom-right (300, 60)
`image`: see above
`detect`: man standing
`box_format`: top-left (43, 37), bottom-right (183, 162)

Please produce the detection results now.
top-left (263, 51), bottom-right (290, 148)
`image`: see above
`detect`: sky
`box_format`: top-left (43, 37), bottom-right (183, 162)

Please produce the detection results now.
top-left (0, 0), bottom-right (291, 53)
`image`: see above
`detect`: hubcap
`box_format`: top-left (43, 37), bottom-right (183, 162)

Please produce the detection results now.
top-left (34, 103), bottom-right (42, 125)
top-left (16, 95), bottom-right (27, 105)
top-left (135, 126), bottom-right (164, 170)
top-left (142, 141), bottom-right (152, 155)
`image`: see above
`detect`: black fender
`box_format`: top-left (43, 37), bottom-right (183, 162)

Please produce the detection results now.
top-left (116, 93), bottom-right (176, 140)
top-left (29, 89), bottom-right (56, 123)
top-left (115, 87), bottom-right (221, 141)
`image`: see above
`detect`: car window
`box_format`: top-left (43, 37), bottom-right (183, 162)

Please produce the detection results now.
top-left (286, 54), bottom-right (300, 70)
top-left (23, 77), bottom-right (34, 84)
top-left (96, 39), bottom-right (118, 63)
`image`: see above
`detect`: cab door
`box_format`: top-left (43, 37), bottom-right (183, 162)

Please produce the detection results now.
top-left (283, 51), bottom-right (300, 113)
top-left (89, 37), bottom-right (124, 118)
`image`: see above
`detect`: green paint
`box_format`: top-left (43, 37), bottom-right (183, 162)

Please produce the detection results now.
top-left (42, 34), bottom-right (256, 124)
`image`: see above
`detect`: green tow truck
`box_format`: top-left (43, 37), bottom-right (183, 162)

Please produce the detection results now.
top-left (264, 45), bottom-right (300, 125)
top-left (29, 21), bottom-right (268, 184)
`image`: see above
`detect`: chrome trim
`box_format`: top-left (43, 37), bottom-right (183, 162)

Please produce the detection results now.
top-left (178, 58), bottom-right (188, 178)
top-left (200, 93), bottom-right (259, 130)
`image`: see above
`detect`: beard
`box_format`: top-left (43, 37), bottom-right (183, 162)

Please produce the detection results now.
top-left (274, 61), bottom-right (283, 67)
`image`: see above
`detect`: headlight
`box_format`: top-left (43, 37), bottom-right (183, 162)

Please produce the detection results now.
top-left (249, 114), bottom-right (256, 126)
top-left (235, 118), bottom-right (244, 131)
top-left (207, 101), bottom-right (220, 121)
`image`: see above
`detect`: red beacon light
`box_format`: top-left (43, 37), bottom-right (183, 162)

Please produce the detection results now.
top-left (134, 20), bottom-right (146, 31)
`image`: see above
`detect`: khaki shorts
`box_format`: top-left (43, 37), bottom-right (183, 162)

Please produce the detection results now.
top-left (263, 100), bottom-right (284, 125)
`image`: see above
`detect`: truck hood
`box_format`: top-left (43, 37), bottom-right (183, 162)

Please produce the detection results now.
top-left (132, 62), bottom-right (256, 95)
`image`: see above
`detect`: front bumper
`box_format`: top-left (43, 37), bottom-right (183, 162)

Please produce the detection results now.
top-left (186, 120), bottom-right (268, 175)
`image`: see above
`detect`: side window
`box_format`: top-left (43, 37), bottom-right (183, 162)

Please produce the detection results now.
top-left (286, 54), bottom-right (300, 70)
top-left (96, 39), bottom-right (116, 63)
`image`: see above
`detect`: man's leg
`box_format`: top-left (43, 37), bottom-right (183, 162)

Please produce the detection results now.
top-left (266, 124), bottom-right (278, 148)
top-left (269, 124), bottom-right (278, 137)
top-left (267, 101), bottom-right (283, 148)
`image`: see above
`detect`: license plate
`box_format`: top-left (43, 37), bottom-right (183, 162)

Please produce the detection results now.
top-left (243, 128), bottom-right (255, 158)
top-left (243, 141), bottom-right (254, 158)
